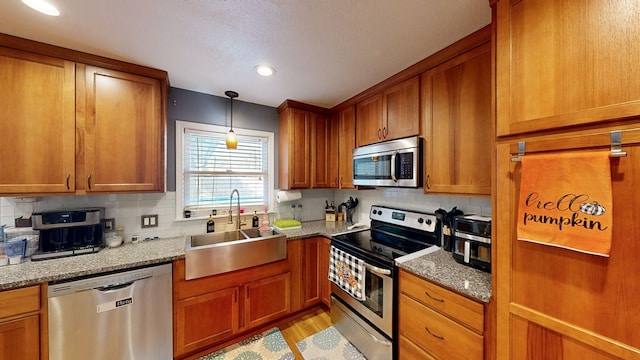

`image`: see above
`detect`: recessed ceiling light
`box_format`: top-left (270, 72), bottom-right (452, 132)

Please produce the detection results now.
top-left (254, 65), bottom-right (276, 77)
top-left (22, 0), bottom-right (60, 16)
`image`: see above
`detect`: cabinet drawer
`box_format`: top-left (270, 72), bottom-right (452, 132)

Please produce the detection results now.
top-left (0, 286), bottom-right (40, 320)
top-left (399, 269), bottom-right (483, 333)
top-left (399, 294), bottom-right (483, 360)
top-left (398, 334), bottom-right (438, 360)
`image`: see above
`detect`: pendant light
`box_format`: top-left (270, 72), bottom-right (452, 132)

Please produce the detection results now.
top-left (225, 90), bottom-right (239, 150)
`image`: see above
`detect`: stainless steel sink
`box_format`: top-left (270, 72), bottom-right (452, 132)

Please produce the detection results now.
top-left (185, 228), bottom-right (287, 280)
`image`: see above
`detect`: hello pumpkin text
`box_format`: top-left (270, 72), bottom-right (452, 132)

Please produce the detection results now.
top-left (522, 192), bottom-right (608, 231)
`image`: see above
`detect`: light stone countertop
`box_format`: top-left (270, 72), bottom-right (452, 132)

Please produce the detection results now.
top-left (0, 219), bottom-right (492, 304)
top-left (396, 248), bottom-right (492, 303)
top-left (0, 220), bottom-right (361, 291)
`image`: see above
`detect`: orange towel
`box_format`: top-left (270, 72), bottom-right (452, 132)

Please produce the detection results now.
top-left (517, 151), bottom-right (613, 257)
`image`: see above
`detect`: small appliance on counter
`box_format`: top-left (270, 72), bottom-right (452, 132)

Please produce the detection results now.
top-left (452, 215), bottom-right (491, 273)
top-left (31, 208), bottom-right (105, 261)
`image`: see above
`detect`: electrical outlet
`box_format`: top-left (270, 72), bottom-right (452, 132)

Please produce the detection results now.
top-left (141, 214), bottom-right (159, 228)
top-left (103, 218), bottom-right (115, 232)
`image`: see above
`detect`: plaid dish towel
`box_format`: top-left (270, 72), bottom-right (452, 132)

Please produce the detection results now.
top-left (328, 246), bottom-right (366, 301)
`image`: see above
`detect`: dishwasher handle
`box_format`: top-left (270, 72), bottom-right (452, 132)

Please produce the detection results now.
top-left (96, 279), bottom-right (139, 292)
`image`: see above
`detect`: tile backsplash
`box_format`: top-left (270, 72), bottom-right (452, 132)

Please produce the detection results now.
top-left (1, 188), bottom-right (490, 241)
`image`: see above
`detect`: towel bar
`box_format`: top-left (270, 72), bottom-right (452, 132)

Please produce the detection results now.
top-left (510, 131), bottom-right (628, 161)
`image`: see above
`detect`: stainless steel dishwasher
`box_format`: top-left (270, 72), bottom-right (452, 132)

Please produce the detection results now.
top-left (48, 263), bottom-right (173, 360)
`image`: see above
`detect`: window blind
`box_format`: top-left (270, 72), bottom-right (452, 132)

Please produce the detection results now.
top-left (183, 129), bottom-right (269, 210)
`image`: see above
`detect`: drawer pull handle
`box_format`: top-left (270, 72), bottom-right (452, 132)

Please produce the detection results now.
top-left (424, 326), bottom-right (444, 340)
top-left (425, 291), bottom-right (444, 302)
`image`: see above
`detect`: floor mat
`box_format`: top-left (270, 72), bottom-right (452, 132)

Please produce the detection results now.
top-left (295, 326), bottom-right (366, 359)
top-left (197, 327), bottom-right (295, 360)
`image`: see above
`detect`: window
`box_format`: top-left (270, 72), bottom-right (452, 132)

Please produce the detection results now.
top-left (176, 121), bottom-right (274, 218)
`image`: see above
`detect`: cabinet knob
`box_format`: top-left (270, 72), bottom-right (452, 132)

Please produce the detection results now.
top-left (426, 175), bottom-right (430, 189)
top-left (66, 174), bottom-right (70, 190)
top-left (377, 128), bottom-right (382, 139)
top-left (425, 291), bottom-right (444, 302)
top-left (382, 127), bottom-right (387, 138)
top-left (87, 174), bottom-right (92, 190)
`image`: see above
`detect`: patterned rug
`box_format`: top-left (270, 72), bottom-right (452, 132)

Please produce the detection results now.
top-left (296, 326), bottom-right (366, 359)
top-left (197, 327), bottom-right (295, 360)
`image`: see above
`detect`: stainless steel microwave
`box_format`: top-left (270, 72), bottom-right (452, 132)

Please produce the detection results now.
top-left (352, 136), bottom-right (422, 187)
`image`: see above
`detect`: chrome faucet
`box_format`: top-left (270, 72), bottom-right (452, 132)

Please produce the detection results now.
top-left (229, 189), bottom-right (241, 230)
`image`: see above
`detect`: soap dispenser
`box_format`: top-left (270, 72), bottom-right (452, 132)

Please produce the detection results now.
top-left (206, 212), bottom-right (215, 233)
top-left (252, 211), bottom-right (259, 228)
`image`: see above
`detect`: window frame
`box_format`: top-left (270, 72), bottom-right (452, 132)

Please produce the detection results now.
top-left (175, 120), bottom-right (275, 220)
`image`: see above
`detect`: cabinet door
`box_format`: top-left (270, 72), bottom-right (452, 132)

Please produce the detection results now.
top-left (0, 315), bottom-right (39, 360)
top-left (384, 76), bottom-right (420, 141)
top-left (338, 106), bottom-right (356, 189)
top-left (245, 272), bottom-right (291, 329)
top-left (79, 65), bottom-right (164, 193)
top-left (174, 287), bottom-right (239, 356)
top-left (495, 128), bottom-right (640, 359)
top-left (0, 48), bottom-right (75, 195)
top-left (278, 108), bottom-right (310, 189)
top-left (356, 93), bottom-right (383, 146)
top-left (311, 112), bottom-right (332, 188)
top-left (319, 237), bottom-right (331, 307)
top-left (328, 113), bottom-right (340, 188)
top-left (423, 43), bottom-right (491, 195)
top-left (495, 0), bottom-right (640, 136)
top-left (301, 238), bottom-right (321, 308)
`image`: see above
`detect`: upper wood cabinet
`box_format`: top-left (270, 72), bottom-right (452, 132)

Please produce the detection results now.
top-left (328, 113), bottom-right (340, 188)
top-left (495, 0), bottom-right (640, 136)
top-left (338, 106), bottom-right (356, 189)
top-left (78, 65), bottom-right (165, 193)
top-left (311, 112), bottom-right (333, 188)
top-left (0, 35), bottom-right (167, 196)
top-left (278, 101), bottom-right (334, 190)
top-left (0, 48), bottom-right (76, 194)
top-left (356, 76), bottom-right (420, 146)
top-left (278, 106), bottom-right (311, 189)
top-left (422, 43), bottom-right (492, 195)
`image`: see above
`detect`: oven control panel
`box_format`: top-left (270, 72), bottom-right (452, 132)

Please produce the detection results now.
top-left (369, 205), bottom-right (437, 233)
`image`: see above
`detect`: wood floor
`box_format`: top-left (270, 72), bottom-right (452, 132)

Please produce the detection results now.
top-left (279, 307), bottom-right (332, 359)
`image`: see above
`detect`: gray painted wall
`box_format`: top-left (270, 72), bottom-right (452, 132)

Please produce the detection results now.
top-left (166, 88), bottom-right (279, 191)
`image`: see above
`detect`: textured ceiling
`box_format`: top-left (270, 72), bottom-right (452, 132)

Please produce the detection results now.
top-left (0, 0), bottom-right (491, 108)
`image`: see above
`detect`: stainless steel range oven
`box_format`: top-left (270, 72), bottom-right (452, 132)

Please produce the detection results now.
top-left (330, 205), bottom-right (440, 360)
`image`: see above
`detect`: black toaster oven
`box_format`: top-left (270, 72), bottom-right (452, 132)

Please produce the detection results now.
top-left (452, 215), bottom-right (491, 273)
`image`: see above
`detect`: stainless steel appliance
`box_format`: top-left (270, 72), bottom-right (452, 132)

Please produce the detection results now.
top-left (31, 208), bottom-right (104, 260)
top-left (452, 215), bottom-right (491, 272)
top-left (330, 205), bottom-right (440, 360)
top-left (352, 136), bottom-right (422, 187)
top-left (48, 263), bottom-right (173, 360)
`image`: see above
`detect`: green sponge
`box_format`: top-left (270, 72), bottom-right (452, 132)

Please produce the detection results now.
top-left (272, 219), bottom-right (302, 228)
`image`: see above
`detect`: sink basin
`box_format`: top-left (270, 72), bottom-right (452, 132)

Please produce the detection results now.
top-left (185, 228), bottom-right (287, 280)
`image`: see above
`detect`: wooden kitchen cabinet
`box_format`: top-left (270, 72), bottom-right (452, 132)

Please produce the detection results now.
top-left (338, 106), bottom-right (356, 189)
top-left (319, 237), bottom-right (331, 307)
top-left (0, 35), bottom-right (167, 196)
top-left (311, 112), bottom-right (334, 188)
top-left (495, 127), bottom-right (640, 360)
top-left (77, 65), bottom-right (165, 193)
top-left (278, 100), bottom-right (333, 189)
top-left (495, 0), bottom-right (640, 136)
top-left (398, 269), bottom-right (484, 360)
top-left (173, 255), bottom-right (292, 359)
top-left (0, 285), bottom-right (42, 360)
top-left (356, 76), bottom-right (420, 146)
top-left (174, 287), bottom-right (239, 355)
top-left (244, 272), bottom-right (291, 329)
top-left (0, 47), bottom-right (76, 195)
top-left (422, 42), bottom-right (492, 195)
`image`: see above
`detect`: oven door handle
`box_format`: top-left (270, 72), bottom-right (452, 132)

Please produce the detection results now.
top-left (364, 263), bottom-right (391, 276)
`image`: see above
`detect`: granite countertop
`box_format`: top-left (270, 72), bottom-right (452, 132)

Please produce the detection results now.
top-left (0, 220), bottom-right (492, 304)
top-left (396, 247), bottom-right (492, 303)
top-left (0, 220), bottom-right (362, 291)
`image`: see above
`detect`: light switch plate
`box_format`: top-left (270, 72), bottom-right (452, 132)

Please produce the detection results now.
top-left (103, 218), bottom-right (115, 232)
top-left (141, 215), bottom-right (158, 228)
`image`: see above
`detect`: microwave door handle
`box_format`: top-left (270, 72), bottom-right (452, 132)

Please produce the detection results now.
top-left (391, 151), bottom-right (398, 182)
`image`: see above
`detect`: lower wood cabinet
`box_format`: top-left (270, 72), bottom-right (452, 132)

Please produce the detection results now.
top-left (0, 285), bottom-right (41, 360)
top-left (398, 269), bottom-right (484, 360)
top-left (173, 258), bottom-right (291, 358)
top-left (319, 237), bottom-right (331, 307)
